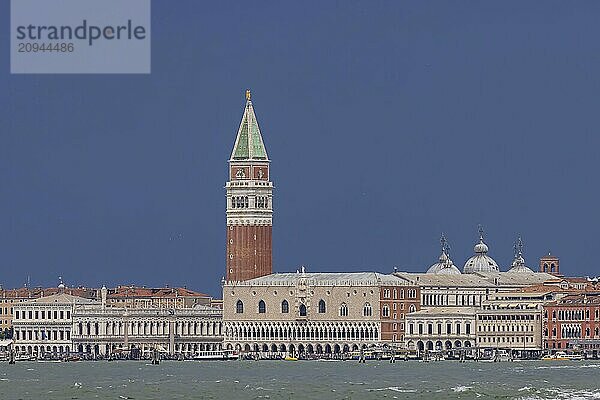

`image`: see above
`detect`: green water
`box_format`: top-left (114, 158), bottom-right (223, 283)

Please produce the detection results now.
top-left (1, 360), bottom-right (599, 399)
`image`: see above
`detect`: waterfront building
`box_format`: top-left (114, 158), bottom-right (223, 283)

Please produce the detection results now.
top-left (475, 300), bottom-right (544, 358)
top-left (11, 286), bottom-right (223, 357)
top-left (404, 307), bottom-right (476, 354)
top-left (0, 284), bottom-right (212, 333)
top-left (72, 288), bottom-right (222, 357)
top-left (0, 285), bottom-right (96, 333)
top-left (12, 290), bottom-right (98, 356)
top-left (379, 279), bottom-right (421, 343)
top-left (543, 293), bottom-right (600, 356)
top-left (226, 90), bottom-right (273, 282)
top-left (222, 271), bottom-right (420, 356)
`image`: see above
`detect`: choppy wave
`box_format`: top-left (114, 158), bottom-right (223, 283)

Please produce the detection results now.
top-left (4, 360), bottom-right (600, 399)
top-left (517, 389), bottom-right (600, 400)
top-left (451, 385), bottom-right (472, 392)
top-left (367, 387), bottom-right (417, 393)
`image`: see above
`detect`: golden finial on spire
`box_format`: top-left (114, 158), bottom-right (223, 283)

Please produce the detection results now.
top-left (245, 89), bottom-right (251, 101)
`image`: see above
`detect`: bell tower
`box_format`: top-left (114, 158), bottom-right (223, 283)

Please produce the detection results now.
top-left (225, 90), bottom-right (273, 282)
top-left (540, 252), bottom-right (561, 276)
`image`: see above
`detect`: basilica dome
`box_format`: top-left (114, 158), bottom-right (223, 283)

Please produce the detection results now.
top-left (507, 255), bottom-right (533, 273)
top-left (437, 262), bottom-right (462, 275)
top-left (427, 235), bottom-right (462, 275)
top-left (427, 253), bottom-right (462, 275)
top-left (507, 238), bottom-right (533, 273)
top-left (427, 252), bottom-right (448, 274)
top-left (463, 235), bottom-right (499, 274)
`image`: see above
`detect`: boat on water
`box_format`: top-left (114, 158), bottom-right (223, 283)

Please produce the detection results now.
top-left (14, 354), bottom-right (36, 361)
top-left (284, 356), bottom-right (298, 361)
top-left (350, 350), bottom-right (379, 361)
top-left (192, 350), bottom-right (238, 361)
top-left (542, 351), bottom-right (584, 361)
top-left (495, 350), bottom-right (512, 362)
top-left (479, 349), bottom-right (512, 362)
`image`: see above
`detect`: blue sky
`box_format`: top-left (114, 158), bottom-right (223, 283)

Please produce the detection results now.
top-left (1, 1), bottom-right (599, 296)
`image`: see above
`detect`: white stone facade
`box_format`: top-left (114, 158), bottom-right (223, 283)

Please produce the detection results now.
top-left (404, 307), bottom-right (477, 353)
top-left (12, 292), bottom-right (223, 357)
top-left (12, 293), bottom-right (96, 356)
top-left (476, 300), bottom-right (543, 352)
top-left (72, 304), bottom-right (223, 356)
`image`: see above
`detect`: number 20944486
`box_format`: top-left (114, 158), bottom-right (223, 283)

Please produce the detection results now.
top-left (17, 42), bottom-right (74, 52)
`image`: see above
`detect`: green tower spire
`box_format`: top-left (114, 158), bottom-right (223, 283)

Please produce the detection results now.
top-left (230, 90), bottom-right (269, 161)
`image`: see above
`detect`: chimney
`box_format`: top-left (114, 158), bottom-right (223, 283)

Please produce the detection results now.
top-left (101, 285), bottom-right (107, 309)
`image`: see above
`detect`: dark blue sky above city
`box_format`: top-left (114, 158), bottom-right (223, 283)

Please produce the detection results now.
top-left (1, 1), bottom-right (599, 296)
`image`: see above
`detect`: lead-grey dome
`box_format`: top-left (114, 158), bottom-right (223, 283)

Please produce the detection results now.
top-left (427, 252), bottom-right (448, 273)
top-left (437, 262), bottom-right (462, 275)
top-left (463, 235), bottom-right (499, 274)
top-left (507, 237), bottom-right (533, 273)
top-left (427, 252), bottom-right (461, 275)
top-left (427, 234), bottom-right (462, 275)
top-left (507, 255), bottom-right (533, 273)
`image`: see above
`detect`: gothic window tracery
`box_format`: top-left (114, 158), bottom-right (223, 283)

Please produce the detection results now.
top-left (318, 300), bottom-right (326, 313)
top-left (363, 303), bottom-right (372, 317)
top-left (339, 303), bottom-right (348, 317)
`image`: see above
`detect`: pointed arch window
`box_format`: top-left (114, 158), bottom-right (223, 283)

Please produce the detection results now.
top-left (382, 305), bottom-right (390, 317)
top-left (409, 304), bottom-right (416, 313)
top-left (339, 303), bottom-right (348, 317)
top-left (236, 300), bottom-right (244, 314)
top-left (318, 299), bottom-right (326, 313)
top-left (363, 302), bottom-right (372, 317)
top-left (258, 300), bottom-right (266, 314)
top-left (299, 304), bottom-right (307, 317)
top-left (281, 300), bottom-right (289, 314)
